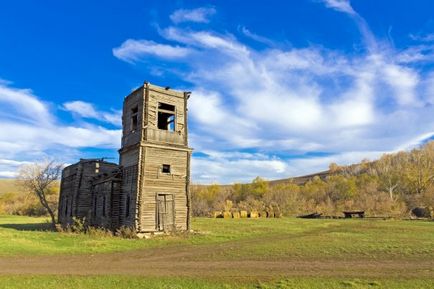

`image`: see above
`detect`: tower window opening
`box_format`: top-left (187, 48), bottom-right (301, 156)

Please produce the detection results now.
top-left (162, 164), bottom-right (171, 174)
top-left (157, 103), bottom-right (175, 131)
top-left (131, 106), bottom-right (138, 132)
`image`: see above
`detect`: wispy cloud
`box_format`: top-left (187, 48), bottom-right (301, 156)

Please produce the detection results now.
top-left (112, 6), bottom-right (434, 183)
top-left (113, 39), bottom-right (192, 63)
top-left (322, 0), bottom-right (377, 52)
top-left (410, 33), bottom-right (434, 42)
top-left (0, 84), bottom-right (52, 125)
top-left (239, 26), bottom-right (274, 46)
top-left (321, 0), bottom-right (355, 15)
top-left (62, 101), bottom-right (122, 126)
top-left (170, 7), bottom-right (216, 24)
top-left (0, 82), bottom-right (121, 178)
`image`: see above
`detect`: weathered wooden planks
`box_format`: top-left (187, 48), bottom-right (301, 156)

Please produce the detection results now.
top-left (58, 82), bottom-right (193, 234)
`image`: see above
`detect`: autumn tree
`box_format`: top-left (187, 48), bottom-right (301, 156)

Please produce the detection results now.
top-left (17, 160), bottom-right (63, 230)
top-left (250, 176), bottom-right (269, 198)
top-left (402, 145), bottom-right (434, 195)
top-left (373, 153), bottom-right (402, 200)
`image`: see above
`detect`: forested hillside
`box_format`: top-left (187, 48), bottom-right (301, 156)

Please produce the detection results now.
top-left (192, 141), bottom-right (434, 217)
top-left (0, 179), bottom-right (59, 216)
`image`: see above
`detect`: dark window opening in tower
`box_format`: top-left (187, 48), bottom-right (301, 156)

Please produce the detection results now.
top-left (126, 195), bottom-right (130, 218)
top-left (102, 196), bottom-right (106, 217)
top-left (64, 198), bottom-right (68, 216)
top-left (131, 106), bottom-right (138, 132)
top-left (93, 195), bottom-right (97, 217)
top-left (158, 102), bottom-right (175, 131)
top-left (162, 164), bottom-right (171, 173)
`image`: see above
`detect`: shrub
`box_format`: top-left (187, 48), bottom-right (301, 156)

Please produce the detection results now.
top-left (116, 226), bottom-right (137, 239)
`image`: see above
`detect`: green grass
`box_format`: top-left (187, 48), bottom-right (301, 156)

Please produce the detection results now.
top-left (0, 216), bottom-right (433, 288)
top-left (0, 215), bottom-right (433, 260)
top-left (0, 215), bottom-right (180, 255)
top-left (0, 276), bottom-right (432, 289)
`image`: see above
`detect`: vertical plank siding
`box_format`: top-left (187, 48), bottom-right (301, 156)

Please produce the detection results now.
top-left (58, 83), bottom-right (192, 233)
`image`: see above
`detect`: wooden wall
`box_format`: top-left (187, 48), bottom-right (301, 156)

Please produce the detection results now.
top-left (58, 160), bottom-right (118, 226)
top-left (146, 87), bottom-right (186, 141)
top-left (91, 177), bottom-right (121, 229)
top-left (121, 88), bottom-right (144, 149)
top-left (139, 146), bottom-right (190, 232)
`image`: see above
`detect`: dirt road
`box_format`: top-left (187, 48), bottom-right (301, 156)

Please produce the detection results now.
top-left (0, 242), bottom-right (432, 278)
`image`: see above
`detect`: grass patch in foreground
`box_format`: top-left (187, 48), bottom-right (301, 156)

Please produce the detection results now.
top-left (0, 215), bottom-right (187, 256)
top-left (0, 276), bottom-right (433, 289)
top-left (0, 215), bottom-right (433, 261)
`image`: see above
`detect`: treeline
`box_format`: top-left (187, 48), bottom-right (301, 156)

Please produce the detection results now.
top-left (0, 186), bottom-right (58, 216)
top-left (191, 141), bottom-right (434, 217)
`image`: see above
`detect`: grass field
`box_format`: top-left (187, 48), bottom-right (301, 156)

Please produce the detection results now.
top-left (0, 215), bottom-right (433, 288)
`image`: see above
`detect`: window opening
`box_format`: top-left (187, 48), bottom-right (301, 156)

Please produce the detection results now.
top-left (102, 196), bottom-right (106, 217)
top-left (125, 195), bottom-right (130, 218)
top-left (131, 106), bottom-right (138, 132)
top-left (64, 198), bottom-right (68, 216)
top-left (162, 164), bottom-right (171, 174)
top-left (93, 195), bottom-right (97, 217)
top-left (157, 102), bottom-right (175, 131)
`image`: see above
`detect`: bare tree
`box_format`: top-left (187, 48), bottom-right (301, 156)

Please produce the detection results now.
top-left (17, 160), bottom-right (63, 230)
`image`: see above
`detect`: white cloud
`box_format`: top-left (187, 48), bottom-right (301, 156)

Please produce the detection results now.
top-left (321, 0), bottom-right (355, 15)
top-left (63, 100), bottom-right (122, 126)
top-left (0, 84), bottom-right (52, 125)
top-left (170, 7), bottom-right (216, 24)
top-left (113, 39), bottom-right (191, 62)
top-left (381, 64), bottom-right (420, 106)
top-left (63, 100), bottom-right (97, 117)
top-left (112, 5), bottom-right (434, 183)
top-left (393, 131), bottom-right (434, 151)
top-left (192, 149), bottom-right (391, 184)
top-left (425, 72), bottom-right (434, 104)
top-left (0, 159), bottom-right (30, 166)
top-left (409, 33), bottom-right (434, 42)
top-left (240, 26), bottom-right (274, 46)
top-left (192, 152), bottom-right (288, 184)
top-left (0, 159), bottom-right (31, 178)
top-left (161, 27), bottom-right (249, 58)
top-left (322, 0), bottom-right (377, 52)
top-left (0, 82), bottom-right (121, 177)
top-left (0, 171), bottom-right (17, 178)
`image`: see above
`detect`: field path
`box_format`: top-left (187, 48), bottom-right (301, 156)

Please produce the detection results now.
top-left (0, 240), bottom-right (433, 278)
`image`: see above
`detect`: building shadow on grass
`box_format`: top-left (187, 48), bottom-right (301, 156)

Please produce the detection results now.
top-left (0, 222), bottom-right (52, 231)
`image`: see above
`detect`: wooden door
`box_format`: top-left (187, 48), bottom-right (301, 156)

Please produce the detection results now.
top-left (156, 194), bottom-right (175, 231)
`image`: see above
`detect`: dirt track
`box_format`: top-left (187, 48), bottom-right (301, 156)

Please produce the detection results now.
top-left (0, 242), bottom-right (432, 278)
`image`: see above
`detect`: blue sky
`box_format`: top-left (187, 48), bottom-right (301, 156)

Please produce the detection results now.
top-left (0, 0), bottom-right (433, 183)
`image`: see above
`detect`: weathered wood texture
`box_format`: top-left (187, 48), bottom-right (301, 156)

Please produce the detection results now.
top-left (58, 83), bottom-right (192, 234)
top-left (58, 159), bottom-right (118, 226)
top-left (140, 146), bottom-right (189, 231)
top-left (120, 83), bottom-right (192, 233)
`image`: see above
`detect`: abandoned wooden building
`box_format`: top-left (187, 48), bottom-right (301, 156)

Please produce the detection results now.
top-left (58, 82), bottom-right (193, 233)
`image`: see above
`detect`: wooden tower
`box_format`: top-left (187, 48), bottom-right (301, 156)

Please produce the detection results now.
top-left (119, 82), bottom-right (192, 233)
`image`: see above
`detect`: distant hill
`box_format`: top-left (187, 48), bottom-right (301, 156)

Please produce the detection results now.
top-left (0, 179), bottom-right (61, 195)
top-left (268, 170), bottom-right (330, 186)
top-left (0, 179), bottom-right (21, 195)
top-left (0, 170), bottom-right (332, 191)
